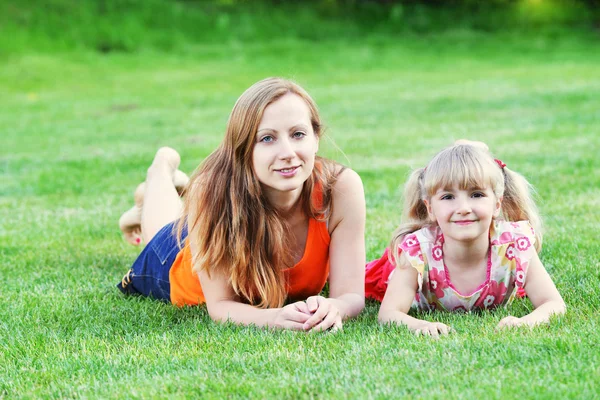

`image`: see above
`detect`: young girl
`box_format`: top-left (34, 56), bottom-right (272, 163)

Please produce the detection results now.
top-left (365, 143), bottom-right (565, 337)
top-left (116, 77), bottom-right (366, 332)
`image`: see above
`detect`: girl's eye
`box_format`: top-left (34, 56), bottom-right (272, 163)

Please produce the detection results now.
top-left (260, 135), bottom-right (274, 143)
top-left (441, 194), bottom-right (454, 200)
top-left (292, 131), bottom-right (306, 139)
top-left (472, 192), bottom-right (485, 198)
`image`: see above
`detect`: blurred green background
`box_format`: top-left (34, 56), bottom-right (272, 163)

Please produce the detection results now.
top-left (1, 0), bottom-right (598, 54)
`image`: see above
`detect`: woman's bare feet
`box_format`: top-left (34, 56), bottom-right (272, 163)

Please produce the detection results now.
top-left (148, 146), bottom-right (181, 177)
top-left (118, 147), bottom-right (189, 246)
top-left (173, 170), bottom-right (189, 195)
top-left (119, 183), bottom-right (145, 245)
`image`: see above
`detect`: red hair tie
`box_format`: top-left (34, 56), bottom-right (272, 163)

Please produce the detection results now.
top-left (494, 158), bottom-right (506, 169)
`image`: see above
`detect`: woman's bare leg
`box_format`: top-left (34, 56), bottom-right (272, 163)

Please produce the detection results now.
top-left (118, 151), bottom-right (189, 245)
top-left (140, 147), bottom-right (184, 243)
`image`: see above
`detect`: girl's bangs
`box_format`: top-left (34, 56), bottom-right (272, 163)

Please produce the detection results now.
top-left (424, 149), bottom-right (495, 196)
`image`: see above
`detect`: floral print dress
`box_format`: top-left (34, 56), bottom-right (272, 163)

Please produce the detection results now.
top-left (398, 220), bottom-right (536, 311)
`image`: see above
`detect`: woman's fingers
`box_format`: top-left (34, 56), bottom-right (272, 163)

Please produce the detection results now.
top-left (293, 301), bottom-right (312, 316)
top-left (309, 307), bottom-right (340, 332)
top-left (305, 296), bottom-right (321, 313)
top-left (285, 308), bottom-right (312, 324)
top-left (334, 316), bottom-right (343, 332)
top-left (275, 303), bottom-right (312, 330)
top-left (302, 302), bottom-right (329, 330)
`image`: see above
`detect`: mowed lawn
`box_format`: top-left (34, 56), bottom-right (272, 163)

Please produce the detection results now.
top-left (1, 32), bottom-right (599, 398)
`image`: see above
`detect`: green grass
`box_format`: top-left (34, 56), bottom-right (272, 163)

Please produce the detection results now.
top-left (1, 14), bottom-right (600, 399)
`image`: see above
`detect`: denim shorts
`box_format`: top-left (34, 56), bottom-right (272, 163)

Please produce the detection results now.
top-left (117, 220), bottom-right (188, 302)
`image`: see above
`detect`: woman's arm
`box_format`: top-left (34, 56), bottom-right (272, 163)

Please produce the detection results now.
top-left (197, 266), bottom-right (313, 330)
top-left (497, 252), bottom-right (566, 329)
top-left (378, 255), bottom-right (452, 338)
top-left (302, 169), bottom-right (366, 331)
top-left (188, 215), bottom-right (313, 330)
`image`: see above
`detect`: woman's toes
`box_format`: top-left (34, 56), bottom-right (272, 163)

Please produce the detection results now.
top-left (119, 206), bottom-right (143, 245)
top-left (173, 170), bottom-right (189, 194)
top-left (152, 147), bottom-right (181, 172)
top-left (123, 227), bottom-right (142, 246)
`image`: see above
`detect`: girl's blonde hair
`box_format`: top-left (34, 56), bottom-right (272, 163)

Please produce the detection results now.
top-left (391, 144), bottom-right (542, 265)
top-left (177, 77), bottom-right (340, 308)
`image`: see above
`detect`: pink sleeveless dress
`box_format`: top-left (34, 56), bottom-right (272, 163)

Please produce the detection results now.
top-left (365, 220), bottom-right (536, 311)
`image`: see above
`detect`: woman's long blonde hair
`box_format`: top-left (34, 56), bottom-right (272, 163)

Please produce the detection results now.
top-left (178, 78), bottom-right (340, 308)
top-left (391, 144), bottom-right (542, 265)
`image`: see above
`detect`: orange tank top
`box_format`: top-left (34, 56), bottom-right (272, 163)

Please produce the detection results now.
top-left (169, 216), bottom-right (331, 307)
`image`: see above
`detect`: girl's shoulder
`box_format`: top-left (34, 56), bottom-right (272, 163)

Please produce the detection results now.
top-left (490, 220), bottom-right (536, 249)
top-left (397, 225), bottom-right (441, 265)
top-left (399, 225), bottom-right (441, 249)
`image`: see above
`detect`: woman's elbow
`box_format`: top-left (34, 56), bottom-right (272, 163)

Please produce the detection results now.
top-left (348, 293), bottom-right (365, 318)
top-left (205, 300), bottom-right (229, 323)
top-left (356, 295), bottom-right (365, 313)
top-left (377, 308), bottom-right (393, 325)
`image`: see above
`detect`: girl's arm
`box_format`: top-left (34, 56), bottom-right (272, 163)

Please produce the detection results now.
top-left (302, 168), bottom-right (366, 331)
top-left (378, 256), bottom-right (452, 338)
top-left (497, 252), bottom-right (566, 329)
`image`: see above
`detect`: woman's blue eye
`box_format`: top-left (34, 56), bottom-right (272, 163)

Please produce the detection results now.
top-left (292, 131), bottom-right (306, 138)
top-left (260, 135), bottom-right (274, 143)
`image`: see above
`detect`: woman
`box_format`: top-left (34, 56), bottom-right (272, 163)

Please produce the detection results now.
top-left (117, 77), bottom-right (365, 332)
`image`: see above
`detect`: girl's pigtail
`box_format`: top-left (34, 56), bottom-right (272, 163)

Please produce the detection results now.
top-left (501, 167), bottom-right (543, 252)
top-left (389, 168), bottom-right (430, 265)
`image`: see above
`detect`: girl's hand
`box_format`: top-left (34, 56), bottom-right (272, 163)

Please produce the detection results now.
top-left (273, 301), bottom-right (313, 331)
top-left (497, 316), bottom-right (527, 330)
top-left (412, 321), bottom-right (452, 339)
top-left (303, 295), bottom-right (343, 332)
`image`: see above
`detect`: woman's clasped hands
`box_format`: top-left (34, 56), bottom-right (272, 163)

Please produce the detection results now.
top-left (274, 295), bottom-right (342, 333)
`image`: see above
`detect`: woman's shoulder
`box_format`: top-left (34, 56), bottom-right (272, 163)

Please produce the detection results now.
top-left (327, 167), bottom-right (365, 233)
top-left (333, 167), bottom-right (363, 191)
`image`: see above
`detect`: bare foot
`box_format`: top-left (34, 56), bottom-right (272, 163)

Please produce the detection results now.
top-left (119, 183), bottom-right (145, 245)
top-left (173, 170), bottom-right (189, 195)
top-left (118, 148), bottom-right (188, 246)
top-left (119, 206), bottom-right (143, 245)
top-left (148, 147), bottom-right (181, 179)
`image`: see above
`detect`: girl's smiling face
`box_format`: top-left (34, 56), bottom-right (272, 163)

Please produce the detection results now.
top-left (252, 93), bottom-right (319, 204)
top-left (425, 185), bottom-right (502, 244)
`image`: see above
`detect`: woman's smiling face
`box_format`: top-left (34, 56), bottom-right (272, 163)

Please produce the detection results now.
top-left (252, 93), bottom-right (319, 204)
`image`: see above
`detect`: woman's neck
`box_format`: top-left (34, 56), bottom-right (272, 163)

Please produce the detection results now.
top-left (266, 187), bottom-right (303, 213)
top-left (442, 232), bottom-right (490, 270)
